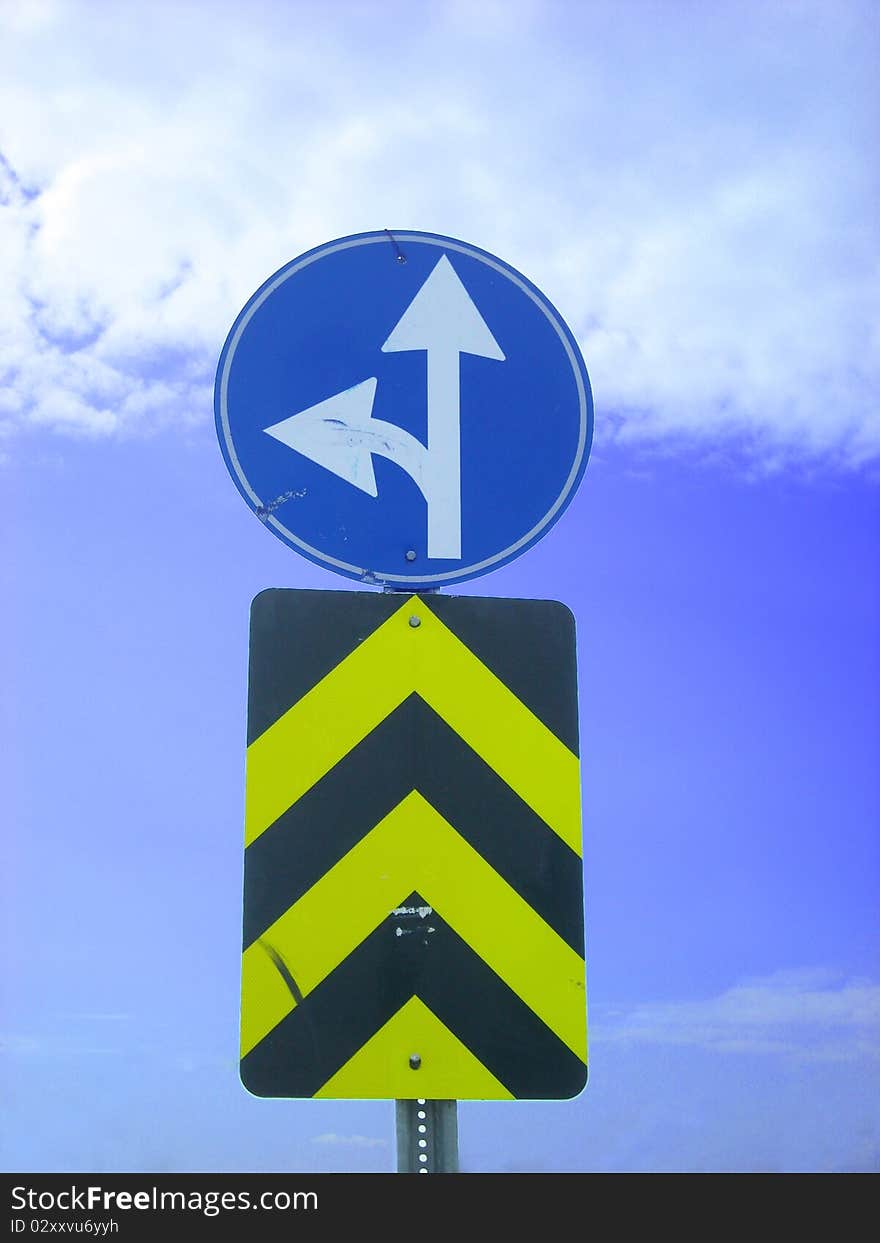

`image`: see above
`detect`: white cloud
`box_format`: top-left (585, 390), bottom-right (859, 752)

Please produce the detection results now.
top-left (0, 0), bottom-right (877, 466)
top-left (595, 969), bottom-right (880, 1062)
top-left (311, 1132), bottom-right (388, 1149)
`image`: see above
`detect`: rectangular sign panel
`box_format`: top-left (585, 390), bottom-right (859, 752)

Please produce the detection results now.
top-left (239, 589), bottom-right (587, 1100)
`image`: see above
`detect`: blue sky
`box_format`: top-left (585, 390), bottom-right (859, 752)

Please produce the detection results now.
top-left (2, 0), bottom-right (878, 1173)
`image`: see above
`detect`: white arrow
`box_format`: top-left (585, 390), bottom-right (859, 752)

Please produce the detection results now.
top-left (264, 255), bottom-right (504, 561)
top-left (382, 254), bottom-right (505, 559)
top-left (264, 378), bottom-right (428, 500)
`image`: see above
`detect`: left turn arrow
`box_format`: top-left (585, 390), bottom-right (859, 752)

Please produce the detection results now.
top-left (264, 378), bottom-right (429, 500)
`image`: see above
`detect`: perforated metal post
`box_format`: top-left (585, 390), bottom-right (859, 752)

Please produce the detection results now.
top-left (396, 1099), bottom-right (459, 1173)
top-left (393, 587), bottom-right (459, 1173)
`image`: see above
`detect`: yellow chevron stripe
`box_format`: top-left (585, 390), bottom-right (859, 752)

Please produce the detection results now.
top-left (245, 598), bottom-right (581, 853)
top-left (411, 602), bottom-right (581, 852)
top-left (315, 996), bottom-right (514, 1100)
top-left (240, 792), bottom-right (586, 1061)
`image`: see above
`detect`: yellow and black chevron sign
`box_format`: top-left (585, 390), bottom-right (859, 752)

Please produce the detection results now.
top-left (239, 589), bottom-right (587, 1100)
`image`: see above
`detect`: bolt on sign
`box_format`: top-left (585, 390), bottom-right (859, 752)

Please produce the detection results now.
top-left (239, 590), bottom-right (587, 1100)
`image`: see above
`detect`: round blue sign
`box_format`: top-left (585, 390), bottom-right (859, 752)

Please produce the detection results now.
top-left (215, 230), bottom-right (593, 588)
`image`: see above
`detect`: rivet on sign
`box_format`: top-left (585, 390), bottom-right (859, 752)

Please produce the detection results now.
top-left (405, 550), bottom-right (417, 562)
top-left (409, 615), bottom-right (421, 628)
top-left (409, 1053), bottom-right (422, 1069)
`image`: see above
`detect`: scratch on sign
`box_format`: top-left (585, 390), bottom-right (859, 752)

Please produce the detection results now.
top-left (260, 939), bottom-right (305, 1005)
top-left (255, 487), bottom-right (307, 521)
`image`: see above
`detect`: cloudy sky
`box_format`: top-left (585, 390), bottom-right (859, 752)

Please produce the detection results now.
top-left (2, 0), bottom-right (878, 1174)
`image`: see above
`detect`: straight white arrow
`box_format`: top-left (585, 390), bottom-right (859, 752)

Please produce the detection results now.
top-left (264, 377), bottom-right (428, 500)
top-left (382, 255), bottom-right (505, 559)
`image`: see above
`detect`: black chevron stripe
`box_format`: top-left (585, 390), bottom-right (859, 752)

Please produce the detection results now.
top-left (241, 892), bottom-right (587, 1100)
top-left (247, 589), bottom-right (403, 743)
top-left (246, 590), bottom-right (579, 749)
top-left (422, 594), bottom-right (580, 754)
top-left (242, 694), bottom-right (584, 955)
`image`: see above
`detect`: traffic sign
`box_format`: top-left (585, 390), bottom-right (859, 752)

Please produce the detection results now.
top-left (239, 589), bottom-right (588, 1100)
top-left (215, 230), bottom-right (593, 589)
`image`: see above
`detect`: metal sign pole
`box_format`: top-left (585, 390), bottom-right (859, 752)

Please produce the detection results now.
top-left (392, 582), bottom-right (461, 1175)
top-left (396, 1099), bottom-right (459, 1173)
top-left (392, 584), bottom-right (460, 1176)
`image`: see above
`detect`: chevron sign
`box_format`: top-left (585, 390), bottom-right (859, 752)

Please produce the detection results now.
top-left (239, 589), bottom-right (587, 1100)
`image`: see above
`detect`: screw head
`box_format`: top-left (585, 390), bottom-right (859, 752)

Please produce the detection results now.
top-left (409, 1053), bottom-right (422, 1069)
top-left (408, 615), bottom-right (421, 628)
top-left (405, 550), bottom-right (417, 562)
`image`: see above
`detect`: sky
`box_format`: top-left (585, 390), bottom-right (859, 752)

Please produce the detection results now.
top-left (1, 0), bottom-right (878, 1175)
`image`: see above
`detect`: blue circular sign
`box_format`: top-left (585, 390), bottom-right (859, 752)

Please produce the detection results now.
top-left (215, 230), bottom-right (593, 588)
